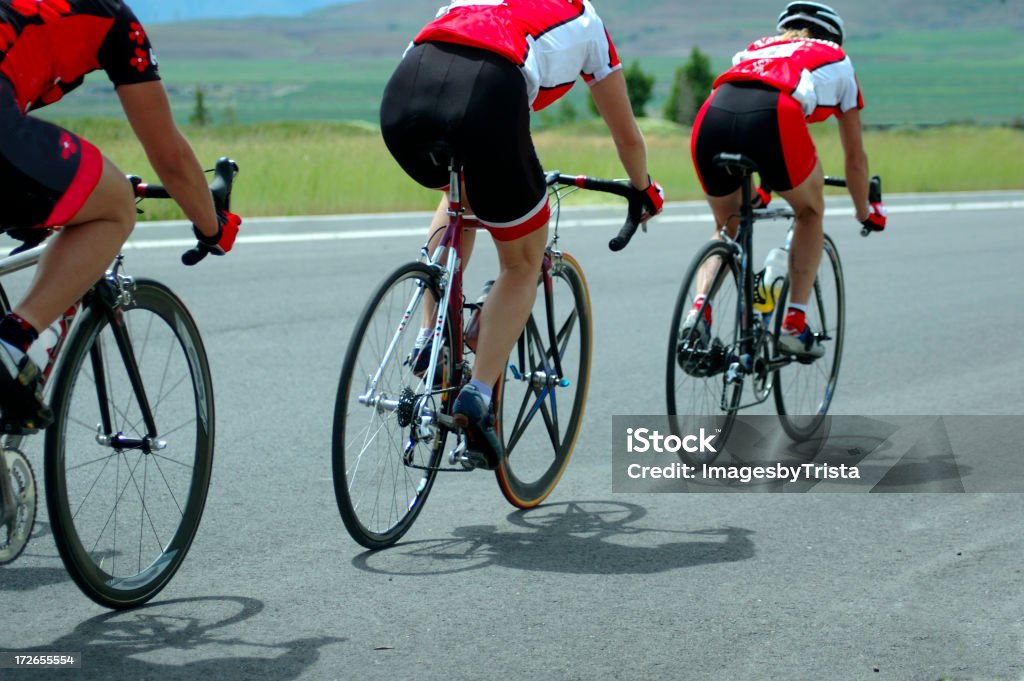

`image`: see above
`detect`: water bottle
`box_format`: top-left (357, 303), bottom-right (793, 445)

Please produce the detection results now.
top-left (464, 280), bottom-right (494, 353)
top-left (753, 247), bottom-right (788, 315)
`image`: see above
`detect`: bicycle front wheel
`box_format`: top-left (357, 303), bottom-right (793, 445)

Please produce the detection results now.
top-left (773, 233), bottom-right (845, 440)
top-left (496, 251), bottom-right (592, 508)
top-left (333, 262), bottom-right (450, 549)
top-left (45, 279), bottom-right (214, 609)
top-left (666, 240), bottom-right (742, 464)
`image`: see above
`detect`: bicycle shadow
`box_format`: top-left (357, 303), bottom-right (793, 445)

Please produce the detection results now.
top-left (709, 416), bottom-right (973, 492)
top-left (351, 500), bottom-right (755, 577)
top-left (5, 596), bottom-right (345, 680)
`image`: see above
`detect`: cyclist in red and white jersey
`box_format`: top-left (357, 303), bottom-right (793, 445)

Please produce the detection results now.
top-left (0, 0), bottom-right (241, 433)
top-left (380, 0), bottom-right (664, 467)
top-left (689, 2), bottom-right (886, 359)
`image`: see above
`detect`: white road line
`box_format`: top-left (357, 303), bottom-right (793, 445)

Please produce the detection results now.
top-left (123, 199), bottom-right (1024, 250)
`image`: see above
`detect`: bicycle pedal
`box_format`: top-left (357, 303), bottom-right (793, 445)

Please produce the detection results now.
top-left (447, 436), bottom-right (492, 471)
top-left (448, 438), bottom-right (468, 466)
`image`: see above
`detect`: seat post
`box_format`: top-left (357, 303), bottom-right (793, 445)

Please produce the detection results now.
top-left (447, 157), bottom-right (463, 216)
top-left (739, 167), bottom-right (754, 225)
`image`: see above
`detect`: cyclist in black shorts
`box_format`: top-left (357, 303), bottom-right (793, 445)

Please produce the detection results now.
top-left (0, 0), bottom-right (241, 433)
top-left (689, 2), bottom-right (887, 359)
top-left (380, 0), bottom-right (664, 467)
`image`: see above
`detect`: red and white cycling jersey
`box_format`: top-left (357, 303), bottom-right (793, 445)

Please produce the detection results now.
top-left (0, 0), bottom-right (160, 113)
top-left (413, 0), bottom-right (620, 111)
top-left (715, 36), bottom-right (863, 123)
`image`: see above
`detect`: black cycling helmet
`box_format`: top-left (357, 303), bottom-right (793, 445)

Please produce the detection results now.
top-left (777, 1), bottom-right (844, 45)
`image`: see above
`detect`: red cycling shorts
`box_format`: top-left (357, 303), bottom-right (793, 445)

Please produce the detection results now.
top-left (691, 81), bottom-right (817, 196)
top-left (0, 76), bottom-right (102, 230)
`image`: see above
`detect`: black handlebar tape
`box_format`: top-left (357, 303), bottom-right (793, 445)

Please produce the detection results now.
top-left (609, 217), bottom-right (639, 252)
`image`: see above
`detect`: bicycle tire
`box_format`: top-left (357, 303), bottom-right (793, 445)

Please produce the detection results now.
top-left (333, 262), bottom-right (451, 549)
top-left (772, 233), bottom-right (845, 441)
top-left (666, 240), bottom-right (743, 464)
top-left (495, 251), bottom-right (592, 508)
top-left (44, 278), bottom-right (214, 609)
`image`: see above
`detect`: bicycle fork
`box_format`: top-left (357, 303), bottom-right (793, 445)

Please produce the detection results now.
top-left (89, 258), bottom-right (166, 454)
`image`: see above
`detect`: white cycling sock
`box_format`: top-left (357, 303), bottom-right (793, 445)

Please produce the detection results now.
top-left (414, 327), bottom-right (431, 348)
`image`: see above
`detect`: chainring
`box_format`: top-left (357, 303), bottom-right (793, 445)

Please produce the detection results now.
top-left (0, 446), bottom-right (37, 564)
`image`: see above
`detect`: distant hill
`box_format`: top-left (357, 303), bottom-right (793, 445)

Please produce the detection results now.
top-left (131, 0), bottom-right (362, 24)
top-left (41, 0), bottom-right (1022, 126)
top-left (147, 0), bottom-right (1024, 60)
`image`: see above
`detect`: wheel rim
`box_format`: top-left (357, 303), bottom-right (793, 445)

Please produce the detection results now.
top-left (497, 254), bottom-right (590, 507)
top-left (667, 243), bottom-right (741, 463)
top-left (773, 236), bottom-right (844, 439)
top-left (334, 266), bottom-right (445, 546)
top-left (47, 285), bottom-right (212, 606)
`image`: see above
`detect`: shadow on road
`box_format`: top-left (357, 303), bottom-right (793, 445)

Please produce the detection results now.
top-left (351, 500), bottom-right (755, 576)
top-left (5, 596), bottom-right (345, 680)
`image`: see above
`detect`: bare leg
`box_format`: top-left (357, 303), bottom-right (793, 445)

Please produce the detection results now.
top-left (777, 160), bottom-right (825, 307)
top-left (15, 156), bottom-right (135, 331)
top-left (697, 188), bottom-right (744, 297)
top-left (471, 224), bottom-right (548, 387)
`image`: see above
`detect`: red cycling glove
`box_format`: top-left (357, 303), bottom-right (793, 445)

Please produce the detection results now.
top-left (753, 186), bottom-right (772, 209)
top-left (183, 210), bottom-right (241, 265)
top-left (861, 202), bottom-right (887, 232)
top-left (638, 179), bottom-right (665, 221)
top-left (194, 210), bottom-right (241, 255)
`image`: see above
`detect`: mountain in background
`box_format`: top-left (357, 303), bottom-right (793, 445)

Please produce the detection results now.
top-left (51, 0), bottom-right (1022, 126)
top-left (147, 0), bottom-right (1023, 60)
top-left (130, 0), bottom-right (363, 24)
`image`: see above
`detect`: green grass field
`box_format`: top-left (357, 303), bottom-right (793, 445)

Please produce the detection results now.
top-left (48, 117), bottom-right (1024, 222)
top-left (38, 25), bottom-right (1023, 129)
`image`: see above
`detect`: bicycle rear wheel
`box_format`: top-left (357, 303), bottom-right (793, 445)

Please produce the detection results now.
top-left (666, 241), bottom-right (742, 464)
top-left (773, 233), bottom-right (845, 440)
top-left (333, 262), bottom-right (451, 549)
top-left (495, 252), bottom-right (592, 508)
top-left (45, 279), bottom-right (214, 609)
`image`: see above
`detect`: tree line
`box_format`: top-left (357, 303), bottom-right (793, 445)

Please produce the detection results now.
top-left (188, 48), bottom-right (716, 128)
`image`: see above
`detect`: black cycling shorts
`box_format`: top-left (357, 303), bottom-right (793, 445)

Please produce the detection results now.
top-left (380, 42), bottom-right (549, 240)
top-left (0, 76), bottom-right (102, 230)
top-left (691, 82), bottom-right (817, 196)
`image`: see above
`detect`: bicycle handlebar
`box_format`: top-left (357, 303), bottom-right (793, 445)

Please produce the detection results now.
top-left (545, 171), bottom-right (642, 252)
top-left (130, 157), bottom-right (239, 264)
top-left (824, 174), bottom-right (884, 237)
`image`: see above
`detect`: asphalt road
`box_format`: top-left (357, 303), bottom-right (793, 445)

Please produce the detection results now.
top-left (2, 191), bottom-right (1023, 681)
